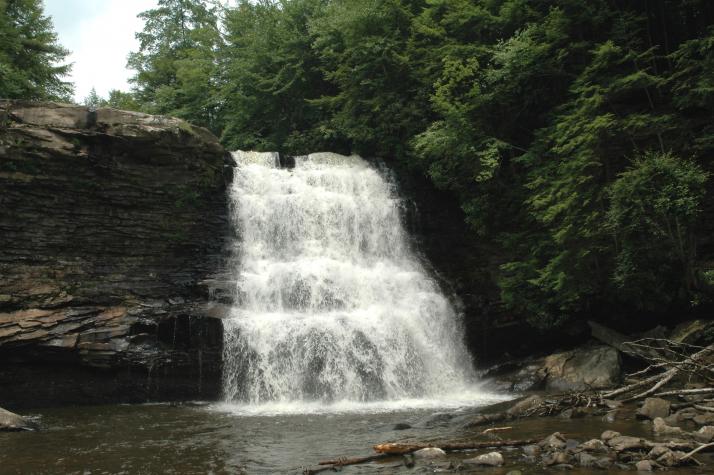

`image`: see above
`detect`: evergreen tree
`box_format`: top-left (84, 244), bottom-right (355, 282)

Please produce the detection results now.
top-left (127, 0), bottom-right (222, 131)
top-left (0, 0), bottom-right (73, 100)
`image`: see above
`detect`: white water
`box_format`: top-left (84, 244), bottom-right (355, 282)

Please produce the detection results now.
top-left (221, 151), bottom-right (503, 414)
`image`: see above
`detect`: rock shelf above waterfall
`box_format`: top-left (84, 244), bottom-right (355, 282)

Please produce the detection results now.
top-left (0, 101), bottom-right (232, 408)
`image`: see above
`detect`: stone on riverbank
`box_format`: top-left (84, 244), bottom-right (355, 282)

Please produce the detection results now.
top-left (0, 407), bottom-right (37, 431)
top-left (637, 398), bottom-right (671, 420)
top-left (413, 448), bottom-right (446, 459)
top-left (463, 452), bottom-right (504, 466)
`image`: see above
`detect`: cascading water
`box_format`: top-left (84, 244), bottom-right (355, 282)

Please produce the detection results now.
top-left (221, 151), bottom-right (497, 412)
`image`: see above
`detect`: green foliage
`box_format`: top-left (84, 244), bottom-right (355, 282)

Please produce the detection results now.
top-left (608, 152), bottom-right (707, 306)
top-left (126, 0), bottom-right (714, 328)
top-left (0, 0), bottom-right (73, 100)
top-left (127, 0), bottom-right (222, 132)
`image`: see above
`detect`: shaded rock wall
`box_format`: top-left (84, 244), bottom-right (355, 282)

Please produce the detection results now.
top-left (0, 101), bottom-right (232, 409)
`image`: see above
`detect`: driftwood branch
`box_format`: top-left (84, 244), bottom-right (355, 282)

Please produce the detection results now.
top-left (373, 438), bottom-right (538, 455)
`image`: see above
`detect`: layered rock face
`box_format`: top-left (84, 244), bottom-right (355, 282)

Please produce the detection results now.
top-left (0, 101), bottom-right (231, 409)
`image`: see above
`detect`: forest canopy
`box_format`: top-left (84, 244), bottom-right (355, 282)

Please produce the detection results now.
top-left (3, 0), bottom-right (714, 329)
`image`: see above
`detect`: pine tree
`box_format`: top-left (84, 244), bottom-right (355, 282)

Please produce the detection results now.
top-left (0, 0), bottom-right (73, 100)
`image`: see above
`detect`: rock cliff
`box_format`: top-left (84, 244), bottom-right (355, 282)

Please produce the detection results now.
top-left (0, 101), bottom-right (231, 409)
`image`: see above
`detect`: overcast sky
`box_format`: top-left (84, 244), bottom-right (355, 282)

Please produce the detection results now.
top-left (43, 0), bottom-right (158, 102)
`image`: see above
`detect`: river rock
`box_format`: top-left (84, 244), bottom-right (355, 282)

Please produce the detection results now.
top-left (601, 430), bottom-right (621, 441)
top-left (637, 398), bottom-right (671, 420)
top-left (543, 451), bottom-right (570, 466)
top-left (607, 435), bottom-right (647, 452)
top-left (694, 425), bottom-right (714, 442)
top-left (539, 432), bottom-right (568, 450)
top-left (0, 407), bottom-right (37, 431)
top-left (580, 439), bottom-right (608, 452)
top-left (576, 452), bottom-right (598, 467)
top-left (522, 444), bottom-right (540, 457)
top-left (635, 460), bottom-right (655, 471)
top-left (413, 448), bottom-right (446, 459)
top-left (693, 413), bottom-right (714, 426)
top-left (594, 457), bottom-right (613, 469)
top-left (541, 346), bottom-right (621, 391)
top-left (463, 452), bottom-right (504, 466)
top-left (653, 417), bottom-right (684, 435)
top-left (506, 394), bottom-right (544, 416)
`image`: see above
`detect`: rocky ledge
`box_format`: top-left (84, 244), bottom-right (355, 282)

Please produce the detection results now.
top-left (0, 101), bottom-right (232, 409)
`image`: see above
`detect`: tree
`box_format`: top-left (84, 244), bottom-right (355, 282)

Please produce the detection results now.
top-left (127, 0), bottom-right (222, 131)
top-left (83, 87), bottom-right (103, 108)
top-left (0, 0), bottom-right (73, 100)
top-left (608, 152), bottom-right (707, 306)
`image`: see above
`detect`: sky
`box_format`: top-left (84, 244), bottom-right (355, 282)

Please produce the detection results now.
top-left (43, 0), bottom-right (158, 102)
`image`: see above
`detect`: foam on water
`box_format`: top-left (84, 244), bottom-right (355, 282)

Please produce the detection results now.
top-left (221, 151), bottom-right (500, 413)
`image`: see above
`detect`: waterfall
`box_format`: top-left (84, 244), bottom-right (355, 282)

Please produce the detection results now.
top-left (221, 151), bottom-right (486, 411)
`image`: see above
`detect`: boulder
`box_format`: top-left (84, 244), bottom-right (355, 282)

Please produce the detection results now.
top-left (463, 452), bottom-right (504, 466)
top-left (637, 398), bottom-right (671, 420)
top-left (522, 445), bottom-right (540, 457)
top-left (694, 426), bottom-right (714, 443)
top-left (670, 320), bottom-right (714, 344)
top-left (607, 436), bottom-right (647, 452)
top-left (542, 346), bottom-right (621, 391)
top-left (543, 451), bottom-right (570, 466)
top-left (635, 460), bottom-right (655, 472)
top-left (0, 407), bottom-right (37, 431)
top-left (653, 417), bottom-right (684, 436)
top-left (539, 432), bottom-right (568, 450)
top-left (601, 430), bottom-right (621, 441)
top-left (506, 394), bottom-right (544, 417)
top-left (577, 452), bottom-right (598, 468)
top-left (580, 439), bottom-right (608, 452)
top-left (413, 448), bottom-right (446, 459)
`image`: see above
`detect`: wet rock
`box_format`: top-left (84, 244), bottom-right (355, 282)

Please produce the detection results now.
top-left (607, 435), bottom-right (647, 452)
top-left (0, 407), bottom-right (37, 431)
top-left (402, 454), bottom-right (415, 468)
top-left (413, 448), bottom-right (446, 459)
top-left (653, 417), bottom-right (684, 435)
top-left (693, 413), bottom-right (714, 426)
top-left (663, 413), bottom-right (681, 426)
top-left (670, 319), bottom-right (714, 344)
top-left (648, 446), bottom-right (671, 459)
top-left (522, 445), bottom-right (540, 457)
top-left (601, 430), bottom-right (621, 441)
top-left (637, 398), bottom-right (671, 420)
top-left (565, 439), bottom-right (580, 450)
top-left (551, 464), bottom-right (574, 470)
top-left (506, 394), bottom-right (544, 417)
top-left (580, 439), bottom-right (608, 452)
top-left (635, 460), bottom-right (655, 472)
top-left (542, 346), bottom-right (621, 391)
top-left (594, 457), bottom-right (614, 469)
top-left (560, 407), bottom-right (591, 419)
top-left (421, 412), bottom-right (454, 428)
top-left (463, 452), bottom-right (504, 467)
top-left (393, 423), bottom-right (411, 430)
top-left (539, 432), bottom-right (567, 450)
top-left (694, 425), bottom-right (714, 443)
top-left (543, 451), bottom-right (570, 466)
top-left (658, 450), bottom-right (686, 467)
top-left (577, 452), bottom-right (598, 467)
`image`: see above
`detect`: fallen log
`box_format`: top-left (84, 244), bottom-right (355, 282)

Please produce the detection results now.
top-left (373, 438), bottom-right (538, 455)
